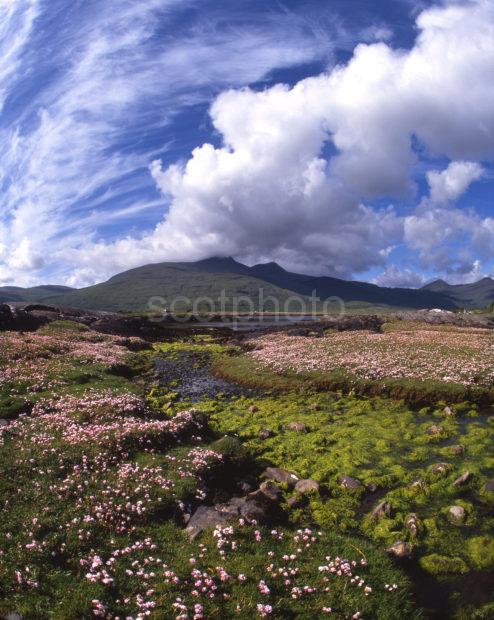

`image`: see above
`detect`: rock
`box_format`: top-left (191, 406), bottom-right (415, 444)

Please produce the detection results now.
top-left (259, 481), bottom-right (282, 502)
top-left (448, 505), bottom-right (466, 524)
top-left (286, 496), bottom-right (302, 509)
top-left (405, 513), bottom-right (420, 537)
top-left (228, 490), bottom-right (282, 523)
top-left (0, 303), bottom-right (48, 332)
top-left (409, 478), bottom-right (426, 492)
top-left (443, 406), bottom-right (455, 417)
top-left (427, 425), bottom-right (445, 436)
top-left (485, 479), bottom-right (494, 493)
top-left (118, 337), bottom-right (152, 352)
top-left (3, 614), bottom-right (23, 620)
top-left (371, 501), bottom-right (391, 520)
top-left (339, 475), bottom-right (361, 490)
top-left (0, 419), bottom-right (9, 428)
top-left (185, 506), bottom-right (231, 539)
top-left (259, 428), bottom-right (274, 440)
top-left (249, 405), bottom-right (259, 413)
top-left (238, 480), bottom-right (255, 494)
top-left (386, 541), bottom-right (413, 559)
top-left (294, 479), bottom-right (320, 495)
top-left (321, 314), bottom-right (385, 333)
top-left (186, 483), bottom-right (285, 539)
top-left (285, 421), bottom-right (307, 433)
top-left (431, 462), bottom-right (451, 475)
top-left (451, 444), bottom-right (464, 456)
top-left (453, 471), bottom-right (473, 487)
top-left (262, 467), bottom-right (299, 488)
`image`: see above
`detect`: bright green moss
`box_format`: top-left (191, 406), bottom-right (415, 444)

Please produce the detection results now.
top-left (419, 554), bottom-right (469, 575)
top-left (38, 319), bottom-right (90, 333)
top-left (205, 388), bottom-right (494, 577)
top-left (467, 536), bottom-right (494, 569)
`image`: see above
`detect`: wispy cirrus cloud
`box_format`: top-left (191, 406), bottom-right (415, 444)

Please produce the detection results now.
top-left (0, 0), bottom-right (337, 285)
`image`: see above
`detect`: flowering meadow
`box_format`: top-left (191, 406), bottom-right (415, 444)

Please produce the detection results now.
top-left (0, 322), bottom-right (148, 420)
top-left (0, 323), bottom-right (417, 619)
top-left (247, 323), bottom-right (494, 387)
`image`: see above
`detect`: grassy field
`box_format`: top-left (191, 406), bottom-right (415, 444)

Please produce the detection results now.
top-left (0, 322), bottom-right (419, 619)
top-left (0, 320), bottom-right (493, 618)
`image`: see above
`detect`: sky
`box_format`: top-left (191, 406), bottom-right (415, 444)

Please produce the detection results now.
top-left (0, 0), bottom-right (493, 289)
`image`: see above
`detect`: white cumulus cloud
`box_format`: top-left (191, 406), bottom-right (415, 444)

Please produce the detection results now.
top-left (1, 0), bottom-right (494, 286)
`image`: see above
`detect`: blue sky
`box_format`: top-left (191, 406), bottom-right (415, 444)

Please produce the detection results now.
top-left (0, 0), bottom-right (492, 288)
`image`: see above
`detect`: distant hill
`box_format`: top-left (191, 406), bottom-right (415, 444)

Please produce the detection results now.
top-left (0, 285), bottom-right (74, 303)
top-left (39, 257), bottom-right (457, 312)
top-left (422, 277), bottom-right (494, 309)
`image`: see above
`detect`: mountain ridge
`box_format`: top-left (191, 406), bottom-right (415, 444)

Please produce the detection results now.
top-left (421, 276), bottom-right (494, 309)
top-left (1, 258), bottom-right (492, 312)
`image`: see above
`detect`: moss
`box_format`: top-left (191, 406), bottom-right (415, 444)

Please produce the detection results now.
top-left (205, 387), bottom-right (494, 581)
top-left (210, 435), bottom-right (249, 469)
top-left (38, 319), bottom-right (90, 333)
top-left (467, 536), bottom-right (494, 569)
top-left (419, 554), bottom-right (469, 575)
top-left (455, 602), bottom-right (494, 620)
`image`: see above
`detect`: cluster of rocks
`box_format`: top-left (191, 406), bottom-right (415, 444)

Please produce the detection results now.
top-left (0, 301), bottom-right (104, 332)
top-left (0, 301), bottom-right (220, 340)
top-left (380, 472), bottom-right (494, 560)
top-left (284, 314), bottom-right (385, 337)
top-left (394, 309), bottom-right (494, 329)
top-left (185, 466), bottom-right (321, 539)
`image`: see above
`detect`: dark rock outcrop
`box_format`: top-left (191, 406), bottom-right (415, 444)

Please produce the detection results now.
top-left (386, 541), bottom-right (413, 559)
top-left (485, 479), bottom-right (494, 493)
top-left (339, 475), bottom-right (361, 490)
top-left (294, 479), bottom-right (320, 495)
top-left (453, 471), bottom-right (473, 487)
top-left (186, 481), bottom-right (284, 539)
top-left (262, 467), bottom-right (299, 488)
top-left (185, 505), bottom-right (232, 539)
top-left (372, 501), bottom-right (391, 520)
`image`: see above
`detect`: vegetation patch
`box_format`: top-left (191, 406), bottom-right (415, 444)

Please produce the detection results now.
top-left (213, 321), bottom-right (494, 405)
top-left (0, 328), bottom-right (418, 619)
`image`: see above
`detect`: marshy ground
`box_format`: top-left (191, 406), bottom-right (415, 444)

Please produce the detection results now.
top-left (0, 318), bottom-right (493, 619)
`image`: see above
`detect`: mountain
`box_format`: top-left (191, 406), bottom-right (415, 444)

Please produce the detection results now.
top-left (0, 285), bottom-right (74, 303)
top-left (39, 262), bottom-right (316, 313)
top-left (4, 258), bottom-right (485, 313)
top-left (422, 277), bottom-right (494, 309)
top-left (38, 257), bottom-right (457, 312)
